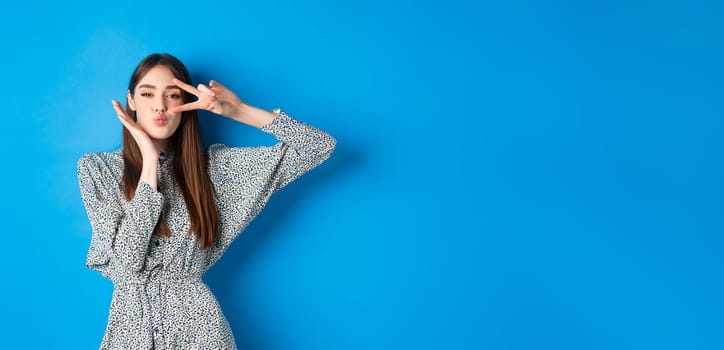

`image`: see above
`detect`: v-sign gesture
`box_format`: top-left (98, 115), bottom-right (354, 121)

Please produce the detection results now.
top-left (170, 78), bottom-right (275, 128)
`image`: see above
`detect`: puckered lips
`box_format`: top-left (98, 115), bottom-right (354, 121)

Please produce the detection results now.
top-left (154, 114), bottom-right (168, 126)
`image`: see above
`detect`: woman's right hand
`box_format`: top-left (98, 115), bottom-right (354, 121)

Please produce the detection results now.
top-left (112, 99), bottom-right (159, 162)
top-left (112, 99), bottom-right (159, 190)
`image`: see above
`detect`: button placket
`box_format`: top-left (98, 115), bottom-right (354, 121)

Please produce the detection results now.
top-left (147, 264), bottom-right (166, 349)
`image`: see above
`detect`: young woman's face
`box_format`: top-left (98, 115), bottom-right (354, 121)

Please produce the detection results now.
top-left (128, 65), bottom-right (185, 144)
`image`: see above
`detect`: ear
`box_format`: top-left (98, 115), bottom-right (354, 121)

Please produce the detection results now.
top-left (127, 90), bottom-right (136, 111)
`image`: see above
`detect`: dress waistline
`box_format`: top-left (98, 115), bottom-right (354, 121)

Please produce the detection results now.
top-left (114, 268), bottom-right (203, 287)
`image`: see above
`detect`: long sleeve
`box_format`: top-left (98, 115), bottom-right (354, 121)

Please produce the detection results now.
top-left (78, 153), bottom-right (164, 279)
top-left (204, 110), bottom-right (336, 268)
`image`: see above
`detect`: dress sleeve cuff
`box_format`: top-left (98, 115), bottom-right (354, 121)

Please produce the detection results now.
top-left (135, 180), bottom-right (163, 199)
top-left (259, 108), bottom-right (291, 134)
top-left (128, 181), bottom-right (164, 221)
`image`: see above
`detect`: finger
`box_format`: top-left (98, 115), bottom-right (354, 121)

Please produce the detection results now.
top-left (197, 83), bottom-right (216, 97)
top-left (114, 109), bottom-right (134, 130)
top-left (169, 101), bottom-right (202, 113)
top-left (113, 107), bottom-right (134, 131)
top-left (111, 100), bottom-right (140, 129)
top-left (208, 80), bottom-right (233, 101)
top-left (209, 80), bottom-right (227, 92)
top-left (116, 114), bottom-right (135, 132)
top-left (172, 78), bottom-right (202, 96)
top-left (114, 111), bottom-right (149, 143)
top-left (111, 99), bottom-right (126, 115)
top-left (112, 100), bottom-right (133, 122)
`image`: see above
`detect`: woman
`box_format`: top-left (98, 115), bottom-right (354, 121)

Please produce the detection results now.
top-left (78, 53), bottom-right (336, 349)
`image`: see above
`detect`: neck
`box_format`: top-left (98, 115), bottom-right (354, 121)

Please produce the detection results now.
top-left (153, 138), bottom-right (169, 153)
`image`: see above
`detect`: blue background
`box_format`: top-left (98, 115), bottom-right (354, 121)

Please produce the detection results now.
top-left (1, 0), bottom-right (722, 349)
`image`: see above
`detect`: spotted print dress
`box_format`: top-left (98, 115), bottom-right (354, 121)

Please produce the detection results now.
top-left (78, 110), bottom-right (335, 349)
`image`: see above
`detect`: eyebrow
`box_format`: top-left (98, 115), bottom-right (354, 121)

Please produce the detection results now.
top-left (137, 84), bottom-right (182, 90)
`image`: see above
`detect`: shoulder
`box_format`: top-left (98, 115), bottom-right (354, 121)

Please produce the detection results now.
top-left (207, 143), bottom-right (263, 162)
top-left (206, 143), bottom-right (281, 177)
top-left (206, 143), bottom-right (230, 163)
top-left (77, 149), bottom-right (124, 178)
top-left (207, 143), bottom-right (229, 156)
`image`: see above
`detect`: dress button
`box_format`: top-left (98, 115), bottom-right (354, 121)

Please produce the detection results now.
top-left (154, 240), bottom-right (160, 247)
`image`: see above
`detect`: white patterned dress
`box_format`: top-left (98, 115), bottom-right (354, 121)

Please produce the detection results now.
top-left (78, 110), bottom-right (335, 349)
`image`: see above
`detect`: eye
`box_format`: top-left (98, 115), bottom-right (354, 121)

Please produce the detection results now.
top-left (166, 93), bottom-right (181, 100)
top-left (140, 92), bottom-right (153, 98)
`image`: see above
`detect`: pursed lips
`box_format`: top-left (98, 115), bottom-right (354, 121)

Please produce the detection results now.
top-left (154, 114), bottom-right (168, 126)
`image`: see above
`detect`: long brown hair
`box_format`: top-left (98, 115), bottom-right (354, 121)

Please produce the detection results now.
top-left (122, 53), bottom-right (219, 249)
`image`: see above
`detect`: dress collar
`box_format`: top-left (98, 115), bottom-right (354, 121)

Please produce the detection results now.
top-left (159, 150), bottom-right (173, 165)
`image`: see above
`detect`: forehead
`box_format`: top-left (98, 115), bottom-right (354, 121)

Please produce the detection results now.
top-left (136, 65), bottom-right (178, 88)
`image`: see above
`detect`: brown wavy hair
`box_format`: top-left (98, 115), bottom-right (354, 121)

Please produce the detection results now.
top-left (122, 53), bottom-right (219, 249)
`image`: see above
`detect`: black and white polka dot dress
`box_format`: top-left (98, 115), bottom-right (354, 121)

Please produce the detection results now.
top-left (78, 111), bottom-right (335, 349)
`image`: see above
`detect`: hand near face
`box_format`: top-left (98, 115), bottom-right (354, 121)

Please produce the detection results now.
top-left (112, 99), bottom-right (158, 162)
top-left (169, 79), bottom-right (245, 119)
top-left (171, 78), bottom-right (276, 128)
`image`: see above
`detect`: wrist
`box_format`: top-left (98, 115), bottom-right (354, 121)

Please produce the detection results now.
top-left (232, 103), bottom-right (276, 128)
top-left (231, 102), bottom-right (252, 122)
top-left (139, 164), bottom-right (158, 190)
top-left (142, 155), bottom-right (159, 166)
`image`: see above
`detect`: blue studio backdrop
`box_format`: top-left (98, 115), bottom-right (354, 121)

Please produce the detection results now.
top-left (0, 0), bottom-right (722, 349)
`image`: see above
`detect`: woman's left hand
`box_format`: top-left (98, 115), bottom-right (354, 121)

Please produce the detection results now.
top-left (170, 78), bottom-right (277, 128)
top-left (170, 78), bottom-right (245, 119)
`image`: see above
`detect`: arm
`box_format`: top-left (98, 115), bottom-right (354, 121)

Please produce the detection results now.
top-left (78, 154), bottom-right (164, 277)
top-left (80, 100), bottom-right (164, 277)
top-left (112, 99), bottom-right (159, 190)
top-left (258, 109), bottom-right (336, 190)
top-left (169, 79), bottom-right (274, 128)
top-left (212, 109), bottom-right (336, 191)
top-left (170, 79), bottom-right (335, 266)
top-left (204, 110), bottom-right (335, 267)
top-left (170, 78), bottom-right (337, 188)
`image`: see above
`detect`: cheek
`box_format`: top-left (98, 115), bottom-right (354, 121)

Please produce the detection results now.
top-left (171, 98), bottom-right (185, 107)
top-left (169, 100), bottom-right (184, 115)
top-left (170, 115), bottom-right (183, 131)
top-left (135, 110), bottom-right (153, 124)
top-left (169, 110), bottom-right (183, 120)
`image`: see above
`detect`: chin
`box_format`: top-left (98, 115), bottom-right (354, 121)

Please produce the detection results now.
top-left (139, 123), bottom-right (177, 139)
top-left (149, 131), bottom-right (176, 140)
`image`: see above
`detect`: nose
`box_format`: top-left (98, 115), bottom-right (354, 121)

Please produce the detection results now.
top-left (153, 96), bottom-right (166, 113)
